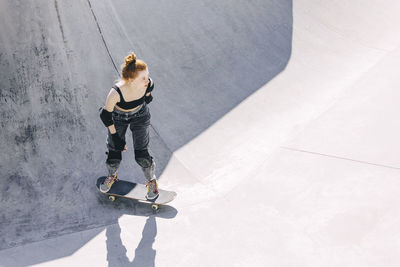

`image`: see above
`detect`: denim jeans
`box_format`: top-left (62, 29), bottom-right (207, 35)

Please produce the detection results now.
top-left (105, 103), bottom-right (155, 181)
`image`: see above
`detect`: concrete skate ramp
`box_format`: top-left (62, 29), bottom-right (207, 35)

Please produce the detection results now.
top-left (2, 0), bottom-right (400, 265)
top-left (0, 0), bottom-right (292, 249)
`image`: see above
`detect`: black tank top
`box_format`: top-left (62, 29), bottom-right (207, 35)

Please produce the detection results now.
top-left (112, 85), bottom-right (145, 110)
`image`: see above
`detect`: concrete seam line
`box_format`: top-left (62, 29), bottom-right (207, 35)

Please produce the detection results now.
top-left (281, 146), bottom-right (400, 170)
top-left (86, 0), bottom-right (120, 77)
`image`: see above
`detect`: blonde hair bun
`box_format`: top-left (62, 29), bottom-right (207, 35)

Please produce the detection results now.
top-left (124, 52), bottom-right (137, 65)
top-left (121, 51), bottom-right (147, 80)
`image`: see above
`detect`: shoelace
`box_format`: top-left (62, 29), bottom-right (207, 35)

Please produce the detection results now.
top-left (145, 180), bottom-right (152, 188)
top-left (146, 180), bottom-right (158, 193)
top-left (105, 173), bottom-right (118, 184)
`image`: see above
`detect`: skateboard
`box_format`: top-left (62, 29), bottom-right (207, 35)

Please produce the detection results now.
top-left (96, 176), bottom-right (177, 211)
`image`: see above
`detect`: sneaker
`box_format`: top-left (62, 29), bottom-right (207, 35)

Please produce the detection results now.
top-left (146, 179), bottom-right (159, 200)
top-left (100, 173), bottom-right (118, 193)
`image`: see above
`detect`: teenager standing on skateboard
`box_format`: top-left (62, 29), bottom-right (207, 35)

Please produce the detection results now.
top-left (99, 51), bottom-right (159, 200)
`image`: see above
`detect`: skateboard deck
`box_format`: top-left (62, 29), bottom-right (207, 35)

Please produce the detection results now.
top-left (96, 176), bottom-right (176, 210)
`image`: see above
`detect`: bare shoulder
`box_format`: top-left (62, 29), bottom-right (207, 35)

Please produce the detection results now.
top-left (105, 87), bottom-right (120, 111)
top-left (108, 88), bottom-right (120, 100)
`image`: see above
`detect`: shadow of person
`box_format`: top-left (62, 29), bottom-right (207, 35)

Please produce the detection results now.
top-left (106, 223), bottom-right (130, 266)
top-left (132, 216), bottom-right (157, 267)
top-left (105, 216), bottom-right (157, 267)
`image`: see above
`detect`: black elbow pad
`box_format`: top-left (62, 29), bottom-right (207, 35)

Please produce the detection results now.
top-left (100, 108), bottom-right (114, 127)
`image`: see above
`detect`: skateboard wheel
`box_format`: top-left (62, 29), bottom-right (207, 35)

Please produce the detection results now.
top-left (151, 204), bottom-right (159, 211)
top-left (109, 195), bottom-right (116, 202)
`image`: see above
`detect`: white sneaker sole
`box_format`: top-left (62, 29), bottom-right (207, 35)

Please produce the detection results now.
top-left (146, 193), bottom-right (159, 201)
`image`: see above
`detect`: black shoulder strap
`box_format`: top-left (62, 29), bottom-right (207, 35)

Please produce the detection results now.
top-left (112, 85), bottom-right (124, 102)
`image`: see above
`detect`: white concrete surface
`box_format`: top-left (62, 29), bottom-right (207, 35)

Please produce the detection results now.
top-left (1, 0), bottom-right (400, 266)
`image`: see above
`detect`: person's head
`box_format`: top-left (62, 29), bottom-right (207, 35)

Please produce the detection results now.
top-left (121, 52), bottom-right (149, 88)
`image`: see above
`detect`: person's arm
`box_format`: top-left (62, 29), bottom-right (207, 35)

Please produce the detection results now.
top-left (145, 78), bottom-right (154, 104)
top-left (103, 90), bottom-right (119, 134)
top-left (100, 89), bottom-right (127, 151)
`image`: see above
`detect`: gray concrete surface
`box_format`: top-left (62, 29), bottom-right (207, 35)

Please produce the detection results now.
top-left (0, 0), bottom-right (291, 250)
top-left (1, 0), bottom-right (400, 266)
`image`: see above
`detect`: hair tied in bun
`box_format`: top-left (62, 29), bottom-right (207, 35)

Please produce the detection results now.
top-left (121, 51), bottom-right (146, 80)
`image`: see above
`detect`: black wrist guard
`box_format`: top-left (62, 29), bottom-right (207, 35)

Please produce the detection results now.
top-left (100, 108), bottom-right (114, 127)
